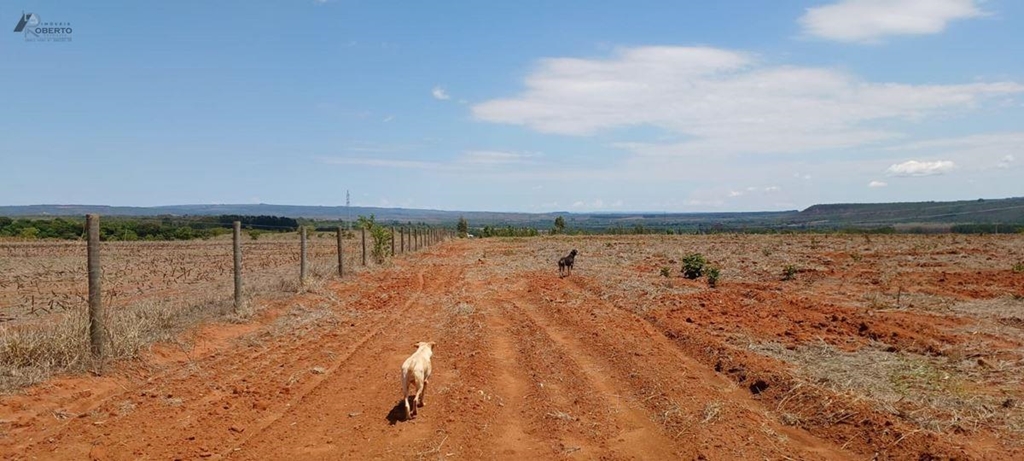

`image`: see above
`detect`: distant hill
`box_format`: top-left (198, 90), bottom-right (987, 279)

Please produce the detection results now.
top-left (794, 197), bottom-right (1024, 227)
top-left (2, 197), bottom-right (1023, 231)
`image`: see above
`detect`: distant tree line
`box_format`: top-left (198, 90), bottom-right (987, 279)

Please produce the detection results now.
top-left (474, 226), bottom-right (540, 238)
top-left (216, 215), bottom-right (299, 230)
top-left (0, 215), bottom-right (299, 241)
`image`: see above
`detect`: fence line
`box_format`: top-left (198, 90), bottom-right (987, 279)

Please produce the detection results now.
top-left (71, 216), bottom-right (454, 365)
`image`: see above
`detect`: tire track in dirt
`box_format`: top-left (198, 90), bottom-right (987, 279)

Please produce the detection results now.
top-left (226, 268), bottom-right (448, 459)
top-left (478, 309), bottom-right (556, 458)
top-left (460, 254), bottom-right (682, 459)
top-left (495, 296), bottom-right (681, 459)
top-left (562, 273), bottom-right (985, 460)
top-left (220, 268), bottom-right (430, 454)
top-left (513, 271), bottom-right (854, 460)
top-left (228, 245), bottom-right (505, 460)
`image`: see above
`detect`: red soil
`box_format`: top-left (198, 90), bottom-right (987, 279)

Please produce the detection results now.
top-left (2, 235), bottom-right (1022, 460)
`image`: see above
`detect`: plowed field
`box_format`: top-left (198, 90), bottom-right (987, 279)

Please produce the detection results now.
top-left (2, 234), bottom-right (1023, 460)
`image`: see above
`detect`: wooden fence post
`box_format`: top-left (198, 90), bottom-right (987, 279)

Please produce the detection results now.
top-left (401, 227), bottom-right (405, 254)
top-left (391, 226), bottom-right (396, 257)
top-left (86, 214), bottom-right (104, 361)
top-left (233, 221), bottom-right (242, 311)
top-left (337, 226), bottom-right (344, 277)
top-left (361, 227), bottom-right (367, 266)
top-left (300, 226), bottom-right (308, 284)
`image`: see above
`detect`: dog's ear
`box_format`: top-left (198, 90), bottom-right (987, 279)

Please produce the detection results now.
top-left (413, 342), bottom-right (422, 349)
top-left (428, 341), bottom-right (436, 349)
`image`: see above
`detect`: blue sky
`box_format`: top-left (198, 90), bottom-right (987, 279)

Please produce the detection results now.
top-left (1, 0), bottom-right (1022, 212)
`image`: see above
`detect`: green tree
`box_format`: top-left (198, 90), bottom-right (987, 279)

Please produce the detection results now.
top-left (19, 227), bottom-right (39, 240)
top-left (457, 216), bottom-right (469, 238)
top-left (553, 216), bottom-right (566, 234)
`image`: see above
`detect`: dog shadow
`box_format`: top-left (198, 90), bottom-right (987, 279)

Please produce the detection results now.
top-left (385, 397), bottom-right (417, 425)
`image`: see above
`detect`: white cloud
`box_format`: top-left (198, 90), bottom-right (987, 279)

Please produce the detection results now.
top-left (886, 160), bottom-right (956, 177)
top-left (458, 150), bottom-right (541, 165)
top-left (764, 186), bottom-right (781, 192)
top-left (432, 86), bottom-right (450, 100)
top-left (571, 199), bottom-right (607, 209)
top-left (799, 0), bottom-right (984, 43)
top-left (685, 199), bottom-right (725, 208)
top-left (382, 115), bottom-right (394, 123)
top-left (868, 180), bottom-right (888, 188)
top-left (727, 190), bottom-right (744, 197)
top-left (473, 46), bottom-right (1021, 157)
top-left (888, 132), bottom-right (1024, 170)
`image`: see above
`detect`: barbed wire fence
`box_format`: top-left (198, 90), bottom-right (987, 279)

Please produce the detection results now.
top-left (0, 215), bottom-right (455, 370)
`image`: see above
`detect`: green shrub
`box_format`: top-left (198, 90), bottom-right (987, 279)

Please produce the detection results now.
top-left (660, 267), bottom-right (671, 277)
top-left (782, 264), bottom-right (798, 281)
top-left (682, 253), bottom-right (707, 279)
top-left (706, 266), bottom-right (721, 288)
top-left (369, 225), bottom-right (392, 263)
top-left (1013, 261), bottom-right (1024, 273)
top-left (358, 215), bottom-right (393, 263)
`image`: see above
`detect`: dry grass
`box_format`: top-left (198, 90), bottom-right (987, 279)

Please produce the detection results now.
top-left (701, 401), bottom-right (723, 424)
top-left (0, 232), bottom-right (392, 393)
top-left (0, 295), bottom-right (236, 392)
top-left (752, 341), bottom-right (1020, 434)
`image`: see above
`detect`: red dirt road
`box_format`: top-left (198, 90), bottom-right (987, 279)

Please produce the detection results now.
top-left (2, 237), bottom-right (1021, 460)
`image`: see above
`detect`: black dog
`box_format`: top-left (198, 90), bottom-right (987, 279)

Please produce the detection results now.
top-left (558, 249), bottom-right (578, 277)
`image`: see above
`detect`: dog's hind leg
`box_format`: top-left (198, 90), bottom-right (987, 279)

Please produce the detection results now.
top-left (402, 371), bottom-right (412, 419)
top-left (413, 372), bottom-right (426, 409)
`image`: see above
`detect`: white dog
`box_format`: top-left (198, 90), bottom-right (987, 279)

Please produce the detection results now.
top-left (401, 341), bottom-right (435, 419)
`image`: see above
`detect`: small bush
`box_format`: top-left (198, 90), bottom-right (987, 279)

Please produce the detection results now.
top-left (1013, 261), bottom-right (1024, 273)
top-left (706, 266), bottom-right (721, 288)
top-left (782, 264), bottom-right (798, 281)
top-left (660, 267), bottom-right (671, 277)
top-left (682, 253), bottom-right (707, 279)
